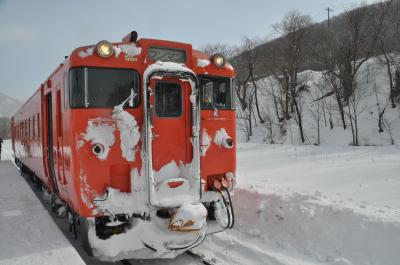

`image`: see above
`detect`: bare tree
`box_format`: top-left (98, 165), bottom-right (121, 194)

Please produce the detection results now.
top-left (238, 36), bottom-right (265, 124)
top-left (345, 75), bottom-right (372, 146)
top-left (375, 0), bottom-right (398, 108)
top-left (316, 2), bottom-right (391, 133)
top-left (199, 43), bottom-right (237, 59)
top-left (308, 78), bottom-right (330, 145)
top-left (273, 10), bottom-right (312, 143)
top-left (323, 71), bottom-right (348, 129)
top-left (262, 111), bottom-right (277, 144)
top-left (236, 87), bottom-right (255, 141)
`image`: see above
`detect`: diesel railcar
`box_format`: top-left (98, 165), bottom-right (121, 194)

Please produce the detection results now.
top-left (11, 31), bottom-right (236, 261)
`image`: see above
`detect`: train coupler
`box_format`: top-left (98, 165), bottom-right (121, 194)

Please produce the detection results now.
top-left (168, 202), bottom-right (207, 232)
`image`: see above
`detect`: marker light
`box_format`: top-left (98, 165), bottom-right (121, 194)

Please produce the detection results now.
top-left (96, 40), bottom-right (114, 58)
top-left (212, 53), bottom-right (226, 67)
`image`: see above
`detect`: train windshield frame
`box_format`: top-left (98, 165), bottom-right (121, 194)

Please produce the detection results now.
top-left (69, 67), bottom-right (140, 109)
top-left (199, 75), bottom-right (234, 110)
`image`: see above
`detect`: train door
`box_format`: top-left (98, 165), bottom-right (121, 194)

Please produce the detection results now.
top-left (150, 79), bottom-right (191, 170)
top-left (45, 93), bottom-right (59, 193)
top-left (55, 90), bottom-right (65, 185)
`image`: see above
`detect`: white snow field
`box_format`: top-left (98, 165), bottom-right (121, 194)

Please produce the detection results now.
top-left (0, 140), bottom-right (85, 265)
top-left (192, 143), bottom-right (400, 265)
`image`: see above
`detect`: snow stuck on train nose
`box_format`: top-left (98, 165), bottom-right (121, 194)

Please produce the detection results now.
top-left (214, 128), bottom-right (233, 149)
top-left (112, 109), bottom-right (140, 162)
top-left (201, 129), bottom-right (212, 156)
top-left (83, 120), bottom-right (115, 160)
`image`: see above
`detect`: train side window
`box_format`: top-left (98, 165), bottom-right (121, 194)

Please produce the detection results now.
top-left (69, 68), bottom-right (85, 108)
top-left (154, 82), bottom-right (182, 118)
top-left (231, 78), bottom-right (236, 109)
top-left (37, 114), bottom-right (40, 139)
top-left (32, 116), bottom-right (35, 139)
top-left (199, 76), bottom-right (232, 110)
top-left (63, 72), bottom-right (69, 110)
top-left (28, 119), bottom-right (31, 139)
top-left (69, 67), bottom-right (140, 109)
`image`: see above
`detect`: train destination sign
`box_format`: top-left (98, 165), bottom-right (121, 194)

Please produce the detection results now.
top-left (148, 46), bottom-right (187, 63)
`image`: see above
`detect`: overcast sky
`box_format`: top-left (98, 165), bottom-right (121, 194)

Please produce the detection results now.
top-left (0, 0), bottom-right (362, 101)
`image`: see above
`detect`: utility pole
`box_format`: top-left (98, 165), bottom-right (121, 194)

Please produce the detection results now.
top-left (326, 7), bottom-right (334, 67)
top-left (325, 7), bottom-right (334, 29)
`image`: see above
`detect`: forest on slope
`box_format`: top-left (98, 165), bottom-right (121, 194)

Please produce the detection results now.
top-left (203, 0), bottom-right (400, 145)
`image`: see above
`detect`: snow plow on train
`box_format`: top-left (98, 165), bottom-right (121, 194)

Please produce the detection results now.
top-left (11, 31), bottom-right (236, 261)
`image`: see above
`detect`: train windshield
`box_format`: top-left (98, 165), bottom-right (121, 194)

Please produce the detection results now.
top-left (69, 67), bottom-right (140, 108)
top-left (199, 76), bottom-right (233, 110)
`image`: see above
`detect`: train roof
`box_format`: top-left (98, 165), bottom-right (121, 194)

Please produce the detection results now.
top-left (13, 32), bottom-right (235, 118)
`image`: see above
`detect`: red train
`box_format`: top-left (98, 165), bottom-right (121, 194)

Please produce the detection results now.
top-left (11, 31), bottom-right (236, 261)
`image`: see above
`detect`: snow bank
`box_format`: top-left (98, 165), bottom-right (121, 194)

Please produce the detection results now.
top-left (236, 144), bottom-right (400, 209)
top-left (194, 188), bottom-right (400, 265)
top-left (192, 143), bottom-right (400, 265)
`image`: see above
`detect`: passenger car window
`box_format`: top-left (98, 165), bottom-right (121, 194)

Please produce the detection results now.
top-left (155, 82), bottom-right (182, 118)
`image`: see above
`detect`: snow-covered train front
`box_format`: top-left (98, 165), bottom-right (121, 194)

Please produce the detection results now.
top-left (11, 31), bottom-right (236, 261)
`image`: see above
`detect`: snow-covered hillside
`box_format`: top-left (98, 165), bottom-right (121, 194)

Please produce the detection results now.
top-left (237, 57), bottom-right (400, 146)
top-left (0, 92), bottom-right (22, 118)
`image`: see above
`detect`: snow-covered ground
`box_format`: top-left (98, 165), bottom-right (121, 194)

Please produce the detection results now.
top-left (0, 140), bottom-right (85, 265)
top-left (2, 139), bottom-right (399, 265)
top-left (193, 143), bottom-right (400, 265)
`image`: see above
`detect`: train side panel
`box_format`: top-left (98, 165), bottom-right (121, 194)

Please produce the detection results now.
top-left (12, 90), bottom-right (47, 183)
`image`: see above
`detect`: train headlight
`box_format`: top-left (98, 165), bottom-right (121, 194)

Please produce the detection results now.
top-left (212, 53), bottom-right (225, 68)
top-left (96, 40), bottom-right (114, 58)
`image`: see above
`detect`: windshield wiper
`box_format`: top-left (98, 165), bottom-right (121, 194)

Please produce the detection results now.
top-left (113, 89), bottom-right (137, 114)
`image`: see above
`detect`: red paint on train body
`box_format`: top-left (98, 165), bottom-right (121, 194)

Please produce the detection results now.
top-left (12, 32), bottom-right (236, 260)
